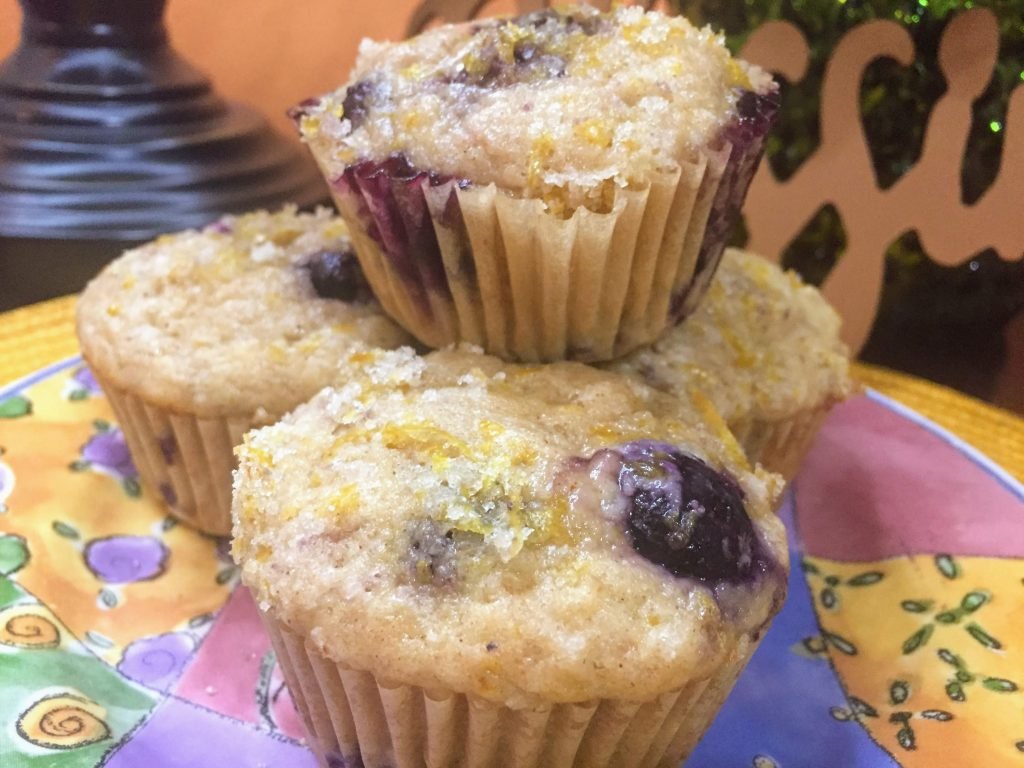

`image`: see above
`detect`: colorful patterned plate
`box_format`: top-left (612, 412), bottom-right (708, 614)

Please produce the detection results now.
top-left (0, 358), bottom-right (1021, 767)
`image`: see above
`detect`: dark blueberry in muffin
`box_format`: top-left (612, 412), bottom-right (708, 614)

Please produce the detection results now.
top-left (406, 519), bottom-right (458, 587)
top-left (306, 248), bottom-right (365, 302)
top-left (341, 79), bottom-right (378, 130)
top-left (616, 440), bottom-right (764, 584)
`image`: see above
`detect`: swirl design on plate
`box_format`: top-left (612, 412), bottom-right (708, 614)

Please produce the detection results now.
top-left (0, 605), bottom-right (61, 649)
top-left (16, 692), bottom-right (111, 750)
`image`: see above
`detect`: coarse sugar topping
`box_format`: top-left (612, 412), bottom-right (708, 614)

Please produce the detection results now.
top-left (298, 5), bottom-right (774, 214)
top-left (232, 348), bottom-right (787, 705)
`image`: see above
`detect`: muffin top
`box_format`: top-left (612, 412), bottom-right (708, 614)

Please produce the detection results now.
top-left (608, 249), bottom-right (852, 425)
top-left (233, 348), bottom-right (787, 707)
top-left (76, 207), bottom-right (413, 418)
top-left (298, 5), bottom-right (773, 213)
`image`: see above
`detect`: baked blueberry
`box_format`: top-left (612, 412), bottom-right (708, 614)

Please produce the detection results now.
top-left (617, 440), bottom-right (763, 584)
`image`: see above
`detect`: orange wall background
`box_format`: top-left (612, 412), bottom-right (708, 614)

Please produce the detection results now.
top-left (0, 0), bottom-right (516, 136)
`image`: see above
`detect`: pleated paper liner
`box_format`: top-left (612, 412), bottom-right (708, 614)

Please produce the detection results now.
top-left (730, 402), bottom-right (837, 482)
top-left (316, 91), bottom-right (777, 364)
top-left (262, 613), bottom-right (760, 768)
top-left (330, 150), bottom-right (722, 364)
top-left (91, 368), bottom-right (254, 536)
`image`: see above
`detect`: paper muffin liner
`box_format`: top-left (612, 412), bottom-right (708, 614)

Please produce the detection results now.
top-left (320, 91), bottom-right (777, 363)
top-left (729, 402), bottom-right (834, 482)
top-left (92, 369), bottom-right (251, 536)
top-left (261, 611), bottom-right (760, 768)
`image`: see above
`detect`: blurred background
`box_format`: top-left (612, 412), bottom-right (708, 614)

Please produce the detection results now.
top-left (0, 0), bottom-right (1020, 412)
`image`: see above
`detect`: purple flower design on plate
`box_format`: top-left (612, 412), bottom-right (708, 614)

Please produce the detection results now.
top-left (118, 631), bottom-right (195, 691)
top-left (81, 428), bottom-right (136, 478)
top-left (84, 535), bottom-right (169, 583)
top-left (73, 366), bottom-right (102, 394)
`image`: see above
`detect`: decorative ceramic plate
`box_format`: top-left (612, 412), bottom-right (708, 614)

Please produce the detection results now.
top-left (0, 358), bottom-right (1021, 767)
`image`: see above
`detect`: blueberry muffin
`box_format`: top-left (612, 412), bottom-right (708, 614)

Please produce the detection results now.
top-left (233, 347), bottom-right (787, 768)
top-left (607, 248), bottom-right (853, 479)
top-left (296, 5), bottom-right (777, 362)
top-left (76, 207), bottom-right (413, 535)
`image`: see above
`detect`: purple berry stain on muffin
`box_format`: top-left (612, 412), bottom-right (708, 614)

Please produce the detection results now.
top-left (616, 440), bottom-right (765, 584)
top-left (406, 519), bottom-right (458, 587)
top-left (336, 154), bottom-right (469, 314)
top-left (305, 248), bottom-right (368, 302)
top-left (341, 80), bottom-right (378, 130)
top-left (672, 88), bottom-right (780, 322)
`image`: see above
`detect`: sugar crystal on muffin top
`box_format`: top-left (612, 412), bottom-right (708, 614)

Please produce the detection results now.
top-left (298, 5), bottom-right (774, 214)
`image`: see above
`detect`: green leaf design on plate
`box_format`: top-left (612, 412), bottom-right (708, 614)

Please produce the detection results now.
top-left (966, 622), bottom-right (1002, 650)
top-left (800, 559), bottom-right (820, 575)
top-left (955, 669), bottom-right (974, 683)
top-left (1015, 741), bottom-right (1024, 753)
top-left (52, 520), bottom-right (80, 540)
top-left (890, 680), bottom-right (910, 705)
top-left (920, 710), bottom-right (953, 721)
top-left (121, 477), bottom-right (142, 498)
top-left (92, 419), bottom-right (110, 432)
top-left (188, 612), bottom-right (214, 628)
top-left (902, 624), bottom-right (934, 654)
top-left (0, 396), bottom-right (32, 419)
top-left (820, 588), bottom-right (838, 610)
top-left (0, 533), bottom-right (29, 576)
top-left (161, 516), bottom-right (178, 532)
top-left (824, 575), bottom-right (841, 587)
top-left (215, 566), bottom-right (238, 585)
top-left (982, 677), bottom-right (1018, 693)
top-left (896, 725), bottom-right (916, 751)
top-left (99, 588), bottom-right (117, 608)
top-left (68, 459), bottom-right (91, 472)
top-left (935, 554), bottom-right (959, 580)
top-left (901, 599), bottom-right (932, 613)
top-left (68, 388), bottom-right (89, 402)
top-left (935, 610), bottom-right (960, 624)
top-left (937, 648), bottom-right (962, 667)
top-left (824, 631), bottom-right (858, 655)
top-left (85, 630), bottom-right (114, 649)
top-left (847, 571), bottom-right (884, 586)
top-left (829, 706), bottom-right (851, 722)
top-left (802, 635), bottom-right (827, 655)
top-left (960, 591), bottom-right (989, 613)
top-left (945, 681), bottom-right (966, 702)
top-left (849, 697), bottom-right (878, 718)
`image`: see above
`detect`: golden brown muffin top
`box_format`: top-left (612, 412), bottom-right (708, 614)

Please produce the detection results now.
top-left (233, 348), bottom-right (787, 707)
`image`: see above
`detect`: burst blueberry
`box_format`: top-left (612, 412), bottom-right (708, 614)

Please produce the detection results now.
top-left (616, 441), bottom-right (764, 584)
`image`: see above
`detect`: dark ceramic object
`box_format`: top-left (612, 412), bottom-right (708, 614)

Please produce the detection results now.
top-left (0, 0), bottom-right (328, 309)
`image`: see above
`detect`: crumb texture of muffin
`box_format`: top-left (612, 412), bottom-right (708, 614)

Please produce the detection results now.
top-left (76, 207), bottom-right (412, 418)
top-left (300, 5), bottom-right (771, 213)
top-left (607, 248), bottom-right (853, 476)
top-left (233, 348), bottom-right (787, 711)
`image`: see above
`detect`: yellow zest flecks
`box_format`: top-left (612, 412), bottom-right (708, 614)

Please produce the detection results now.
top-left (381, 421), bottom-right (470, 461)
top-left (321, 483), bottom-right (360, 518)
top-left (574, 118), bottom-right (614, 149)
top-left (527, 134), bottom-right (556, 195)
top-left (105, 304), bottom-right (120, 317)
top-left (120, 275), bottom-right (136, 290)
top-left (689, 389), bottom-right (749, 470)
top-left (299, 115), bottom-right (321, 137)
top-left (255, 544), bottom-right (272, 562)
top-left (266, 342), bottom-right (287, 364)
top-left (727, 59), bottom-right (753, 91)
